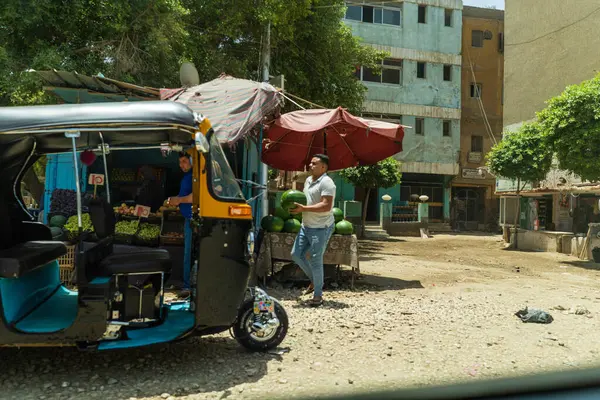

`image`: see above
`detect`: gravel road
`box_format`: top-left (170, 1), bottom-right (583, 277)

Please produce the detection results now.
top-left (3, 233), bottom-right (600, 400)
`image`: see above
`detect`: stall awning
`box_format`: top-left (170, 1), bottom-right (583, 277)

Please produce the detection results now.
top-left (160, 75), bottom-right (283, 144)
top-left (35, 70), bottom-right (283, 144)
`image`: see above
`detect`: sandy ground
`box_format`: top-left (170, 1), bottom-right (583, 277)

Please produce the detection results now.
top-left (3, 233), bottom-right (600, 400)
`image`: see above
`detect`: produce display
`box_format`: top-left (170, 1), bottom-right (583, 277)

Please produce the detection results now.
top-left (280, 189), bottom-right (307, 211)
top-left (261, 215), bottom-right (284, 232)
top-left (111, 168), bottom-right (137, 182)
top-left (114, 203), bottom-right (137, 216)
top-left (162, 232), bottom-right (184, 239)
top-left (332, 207), bottom-right (344, 223)
top-left (50, 227), bottom-right (65, 240)
top-left (49, 215), bottom-right (68, 229)
top-left (49, 189), bottom-right (78, 216)
top-left (63, 213), bottom-right (95, 238)
top-left (335, 220), bottom-right (354, 235)
top-left (274, 206), bottom-right (290, 221)
top-left (283, 218), bottom-right (302, 234)
top-left (137, 224), bottom-right (161, 240)
top-left (292, 212), bottom-right (302, 223)
top-left (115, 220), bottom-right (140, 236)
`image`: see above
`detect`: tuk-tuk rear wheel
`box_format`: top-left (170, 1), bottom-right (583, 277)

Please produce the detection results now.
top-left (233, 299), bottom-right (288, 351)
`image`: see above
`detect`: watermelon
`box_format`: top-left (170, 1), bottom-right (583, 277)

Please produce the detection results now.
top-left (261, 215), bottom-right (285, 232)
top-left (292, 213), bottom-right (302, 223)
top-left (49, 214), bottom-right (68, 229)
top-left (332, 207), bottom-right (344, 223)
top-left (283, 218), bottom-right (302, 233)
top-left (50, 227), bottom-right (65, 240)
top-left (274, 206), bottom-right (290, 221)
top-left (280, 189), bottom-right (307, 211)
top-left (335, 220), bottom-right (354, 235)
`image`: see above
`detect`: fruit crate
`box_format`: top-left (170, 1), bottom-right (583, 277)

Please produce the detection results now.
top-left (114, 219), bottom-right (140, 245)
top-left (58, 244), bottom-right (76, 286)
top-left (134, 221), bottom-right (161, 247)
top-left (160, 210), bottom-right (185, 246)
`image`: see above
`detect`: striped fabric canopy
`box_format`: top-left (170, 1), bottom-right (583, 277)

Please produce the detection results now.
top-left (160, 75), bottom-right (283, 144)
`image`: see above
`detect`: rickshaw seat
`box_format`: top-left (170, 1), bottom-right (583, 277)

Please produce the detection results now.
top-left (0, 241), bottom-right (67, 278)
top-left (99, 249), bottom-right (171, 276)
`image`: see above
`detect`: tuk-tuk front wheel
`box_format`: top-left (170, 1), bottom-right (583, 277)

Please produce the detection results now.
top-left (233, 299), bottom-right (288, 351)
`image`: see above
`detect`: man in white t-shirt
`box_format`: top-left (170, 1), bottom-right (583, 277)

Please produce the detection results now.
top-left (290, 154), bottom-right (336, 307)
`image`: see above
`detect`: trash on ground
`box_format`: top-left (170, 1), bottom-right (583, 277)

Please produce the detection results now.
top-left (515, 307), bottom-right (554, 324)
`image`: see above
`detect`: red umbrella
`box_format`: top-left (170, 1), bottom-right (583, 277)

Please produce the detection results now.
top-left (262, 107), bottom-right (404, 171)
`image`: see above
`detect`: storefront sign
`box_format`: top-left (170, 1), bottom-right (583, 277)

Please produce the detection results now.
top-left (496, 177), bottom-right (533, 193)
top-left (468, 152), bottom-right (482, 163)
top-left (88, 173), bottom-right (105, 186)
top-left (461, 168), bottom-right (485, 179)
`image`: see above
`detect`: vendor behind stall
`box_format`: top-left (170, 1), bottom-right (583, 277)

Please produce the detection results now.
top-left (167, 152), bottom-right (193, 296)
top-left (135, 165), bottom-right (162, 212)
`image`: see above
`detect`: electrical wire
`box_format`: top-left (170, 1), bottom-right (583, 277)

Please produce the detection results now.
top-left (465, 44), bottom-right (498, 146)
top-left (505, 6), bottom-right (600, 47)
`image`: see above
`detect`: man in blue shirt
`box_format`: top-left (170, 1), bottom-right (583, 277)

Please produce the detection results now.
top-left (167, 152), bottom-right (193, 297)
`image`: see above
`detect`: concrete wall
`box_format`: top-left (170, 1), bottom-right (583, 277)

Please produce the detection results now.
top-left (344, 0), bottom-right (462, 176)
top-left (504, 0), bottom-right (600, 127)
top-left (345, 1), bottom-right (462, 54)
top-left (512, 229), bottom-right (574, 253)
top-left (394, 115), bottom-right (459, 166)
top-left (454, 6), bottom-right (503, 189)
top-left (362, 61), bottom-right (460, 108)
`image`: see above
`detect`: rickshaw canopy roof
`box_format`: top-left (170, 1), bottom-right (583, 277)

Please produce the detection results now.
top-left (0, 101), bottom-right (199, 153)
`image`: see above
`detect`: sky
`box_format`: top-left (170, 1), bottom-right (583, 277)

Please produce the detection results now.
top-left (463, 0), bottom-right (504, 10)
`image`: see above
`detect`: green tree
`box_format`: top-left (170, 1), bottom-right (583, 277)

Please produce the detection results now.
top-left (0, 0), bottom-right (191, 106)
top-left (536, 73), bottom-right (600, 182)
top-left (338, 157), bottom-right (402, 234)
top-left (486, 122), bottom-right (553, 247)
top-left (1, 0), bottom-right (386, 112)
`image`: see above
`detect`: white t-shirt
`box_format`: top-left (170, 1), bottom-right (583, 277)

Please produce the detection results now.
top-left (302, 173), bottom-right (336, 228)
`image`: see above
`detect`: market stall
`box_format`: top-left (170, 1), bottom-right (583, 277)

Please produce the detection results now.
top-left (255, 231), bottom-right (360, 287)
top-left (45, 148), bottom-right (191, 286)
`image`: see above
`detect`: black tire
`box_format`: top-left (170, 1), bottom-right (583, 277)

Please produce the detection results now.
top-left (233, 298), bottom-right (288, 351)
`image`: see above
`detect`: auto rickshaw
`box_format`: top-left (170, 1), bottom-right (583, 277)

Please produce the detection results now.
top-left (0, 101), bottom-right (288, 351)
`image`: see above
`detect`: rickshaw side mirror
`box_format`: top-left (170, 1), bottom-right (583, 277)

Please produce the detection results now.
top-left (195, 132), bottom-right (210, 153)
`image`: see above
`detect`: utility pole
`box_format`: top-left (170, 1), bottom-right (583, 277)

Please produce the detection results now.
top-left (259, 21), bottom-right (271, 221)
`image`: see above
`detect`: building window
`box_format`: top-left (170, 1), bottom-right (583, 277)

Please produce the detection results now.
top-left (362, 113), bottom-right (402, 124)
top-left (470, 83), bottom-right (482, 98)
top-left (472, 30), bottom-right (484, 47)
top-left (345, 3), bottom-right (401, 26)
top-left (356, 58), bottom-right (403, 85)
top-left (418, 5), bottom-right (426, 23)
top-left (498, 32), bottom-right (504, 53)
top-left (471, 135), bottom-right (483, 152)
top-left (444, 9), bottom-right (453, 27)
top-left (415, 118), bottom-right (425, 135)
top-left (417, 62), bottom-right (426, 79)
top-left (345, 5), bottom-right (362, 21)
top-left (443, 65), bottom-right (452, 81)
top-left (443, 120), bottom-right (451, 137)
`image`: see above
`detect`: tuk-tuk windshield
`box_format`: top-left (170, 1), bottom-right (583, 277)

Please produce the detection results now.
top-left (208, 133), bottom-right (245, 200)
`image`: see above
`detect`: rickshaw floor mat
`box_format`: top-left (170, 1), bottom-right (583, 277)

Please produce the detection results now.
top-left (15, 286), bottom-right (78, 333)
top-left (97, 303), bottom-right (194, 351)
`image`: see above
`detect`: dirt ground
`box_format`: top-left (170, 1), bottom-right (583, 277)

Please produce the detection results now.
top-left (4, 233), bottom-right (600, 400)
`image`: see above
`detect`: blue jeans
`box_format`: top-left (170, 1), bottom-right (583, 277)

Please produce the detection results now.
top-left (183, 218), bottom-right (192, 289)
top-left (291, 224), bottom-right (335, 297)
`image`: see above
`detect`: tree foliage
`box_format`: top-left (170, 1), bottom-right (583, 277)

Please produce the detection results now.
top-left (338, 157), bottom-right (402, 189)
top-left (536, 73), bottom-right (600, 182)
top-left (0, 0), bottom-right (387, 112)
top-left (486, 122), bottom-right (553, 185)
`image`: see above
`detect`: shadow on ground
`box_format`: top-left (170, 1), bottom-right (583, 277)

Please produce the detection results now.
top-left (562, 260), bottom-right (600, 271)
top-left (0, 336), bottom-right (281, 399)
